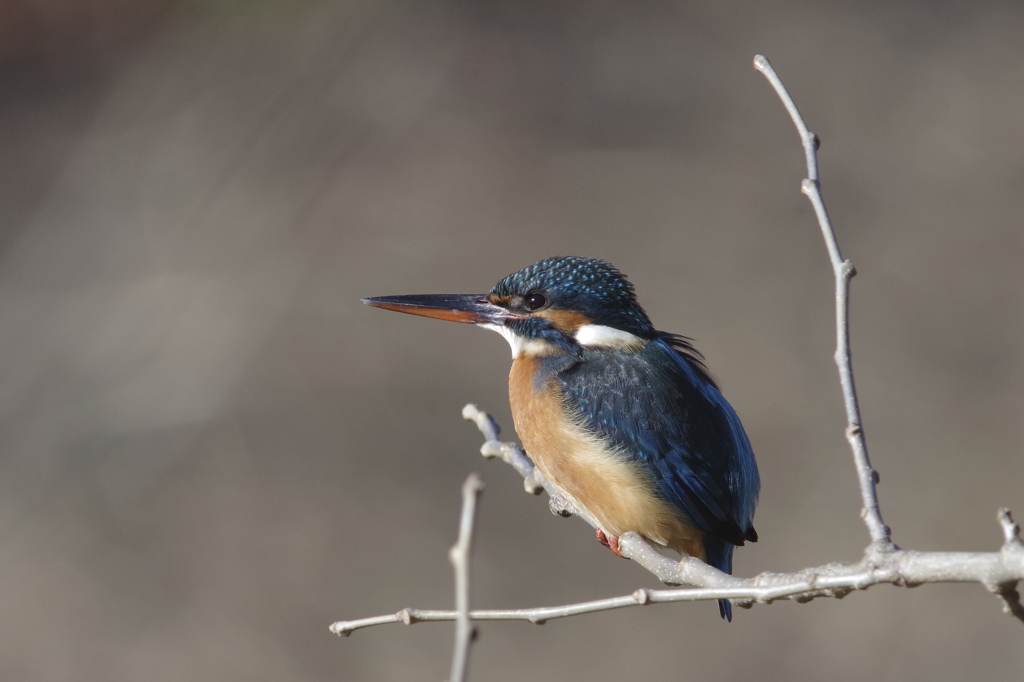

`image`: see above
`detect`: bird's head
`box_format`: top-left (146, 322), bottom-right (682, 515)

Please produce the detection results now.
top-left (363, 256), bottom-right (655, 357)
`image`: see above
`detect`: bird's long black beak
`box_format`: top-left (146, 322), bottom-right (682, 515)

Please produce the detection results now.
top-left (361, 294), bottom-right (518, 325)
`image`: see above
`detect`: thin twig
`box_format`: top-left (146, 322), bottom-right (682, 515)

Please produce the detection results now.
top-left (449, 474), bottom-right (485, 682)
top-left (462, 405), bottom-right (543, 496)
top-left (753, 54), bottom-right (892, 552)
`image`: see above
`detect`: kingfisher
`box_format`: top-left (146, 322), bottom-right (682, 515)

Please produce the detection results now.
top-left (363, 256), bottom-right (759, 620)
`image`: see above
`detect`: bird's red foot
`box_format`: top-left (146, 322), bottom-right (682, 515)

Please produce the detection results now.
top-left (595, 528), bottom-right (625, 558)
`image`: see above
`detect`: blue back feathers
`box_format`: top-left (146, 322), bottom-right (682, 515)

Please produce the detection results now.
top-left (552, 339), bottom-right (759, 547)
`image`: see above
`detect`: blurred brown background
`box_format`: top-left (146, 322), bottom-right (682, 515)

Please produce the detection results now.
top-left (1, 1), bottom-right (1022, 680)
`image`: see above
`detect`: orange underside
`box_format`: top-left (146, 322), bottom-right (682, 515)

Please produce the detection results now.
top-left (508, 353), bottom-right (705, 560)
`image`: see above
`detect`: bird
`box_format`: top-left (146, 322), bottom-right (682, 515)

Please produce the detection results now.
top-left (363, 256), bottom-right (759, 620)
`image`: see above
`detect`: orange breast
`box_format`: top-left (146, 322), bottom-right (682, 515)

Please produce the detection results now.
top-left (508, 354), bottom-right (705, 559)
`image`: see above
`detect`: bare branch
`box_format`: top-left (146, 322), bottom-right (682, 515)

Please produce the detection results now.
top-left (331, 517), bottom-right (1024, 635)
top-left (329, 408), bottom-right (1024, 636)
top-left (331, 55), bottom-right (1024, 641)
top-left (448, 474), bottom-right (485, 682)
top-left (753, 54), bottom-right (892, 551)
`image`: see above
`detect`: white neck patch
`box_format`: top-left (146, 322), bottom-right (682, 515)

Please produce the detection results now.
top-left (574, 324), bottom-right (644, 350)
top-left (480, 324), bottom-right (551, 358)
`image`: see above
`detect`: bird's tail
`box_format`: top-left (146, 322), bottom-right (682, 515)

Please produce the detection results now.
top-left (703, 537), bottom-right (735, 622)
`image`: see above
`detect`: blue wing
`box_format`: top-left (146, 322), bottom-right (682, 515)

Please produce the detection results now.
top-left (554, 334), bottom-right (760, 555)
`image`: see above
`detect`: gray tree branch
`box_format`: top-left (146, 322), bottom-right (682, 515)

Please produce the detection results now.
top-left (331, 55), bottom-right (1024, 643)
top-left (330, 407), bottom-right (1024, 637)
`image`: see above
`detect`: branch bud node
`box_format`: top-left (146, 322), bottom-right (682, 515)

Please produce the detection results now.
top-left (998, 508), bottom-right (1022, 547)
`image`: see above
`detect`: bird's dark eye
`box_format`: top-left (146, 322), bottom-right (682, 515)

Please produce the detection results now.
top-left (523, 292), bottom-right (548, 312)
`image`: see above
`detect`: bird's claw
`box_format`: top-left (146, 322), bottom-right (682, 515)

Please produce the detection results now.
top-left (595, 528), bottom-right (626, 558)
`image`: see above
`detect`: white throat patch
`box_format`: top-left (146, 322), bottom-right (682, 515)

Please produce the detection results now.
top-left (574, 324), bottom-right (644, 350)
top-left (480, 324), bottom-right (551, 358)
top-left (480, 322), bottom-right (644, 357)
